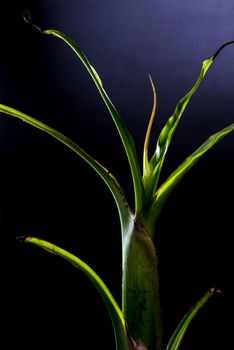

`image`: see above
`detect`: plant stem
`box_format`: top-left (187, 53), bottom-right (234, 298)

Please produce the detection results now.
top-left (122, 217), bottom-right (162, 350)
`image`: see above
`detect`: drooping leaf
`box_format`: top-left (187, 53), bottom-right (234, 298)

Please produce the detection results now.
top-left (146, 41), bottom-right (234, 198)
top-left (41, 28), bottom-right (145, 213)
top-left (23, 236), bottom-right (130, 350)
top-left (152, 123), bottom-right (234, 216)
top-left (166, 288), bottom-right (219, 350)
top-left (143, 74), bottom-right (157, 177)
top-left (0, 103), bottom-right (132, 235)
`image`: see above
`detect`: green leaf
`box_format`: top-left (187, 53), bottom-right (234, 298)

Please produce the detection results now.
top-left (42, 29), bottom-right (145, 213)
top-left (90, 65), bottom-right (103, 87)
top-left (0, 103), bottom-right (132, 236)
top-left (23, 236), bottom-right (130, 350)
top-left (152, 123), bottom-right (234, 215)
top-left (146, 41), bottom-right (234, 198)
top-left (143, 74), bottom-right (157, 177)
top-left (166, 288), bottom-right (219, 350)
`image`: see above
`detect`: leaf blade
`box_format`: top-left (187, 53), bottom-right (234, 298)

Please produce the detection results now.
top-left (166, 288), bottom-right (218, 350)
top-left (143, 74), bottom-right (157, 176)
top-left (153, 123), bottom-right (234, 213)
top-left (42, 29), bottom-right (145, 213)
top-left (24, 237), bottom-right (130, 350)
top-left (0, 103), bottom-right (132, 235)
top-left (147, 41), bottom-right (234, 196)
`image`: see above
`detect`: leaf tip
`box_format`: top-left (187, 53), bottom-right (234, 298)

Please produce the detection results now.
top-left (16, 235), bottom-right (27, 242)
top-left (213, 40), bottom-right (234, 60)
top-left (148, 72), bottom-right (152, 83)
top-left (17, 236), bottom-right (34, 244)
top-left (148, 73), bottom-right (156, 93)
top-left (209, 287), bottom-right (222, 296)
top-left (23, 10), bottom-right (42, 32)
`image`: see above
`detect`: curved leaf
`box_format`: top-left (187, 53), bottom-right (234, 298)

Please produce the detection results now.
top-left (0, 103), bottom-right (132, 236)
top-left (42, 28), bottom-right (145, 213)
top-left (166, 288), bottom-right (218, 350)
top-left (23, 236), bottom-right (130, 350)
top-left (146, 41), bottom-right (234, 197)
top-left (143, 74), bottom-right (157, 177)
top-left (152, 123), bottom-right (234, 215)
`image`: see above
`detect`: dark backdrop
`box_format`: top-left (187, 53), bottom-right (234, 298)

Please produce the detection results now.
top-left (1, 1), bottom-right (233, 349)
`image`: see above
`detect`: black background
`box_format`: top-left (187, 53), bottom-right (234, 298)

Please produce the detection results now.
top-left (0, 1), bottom-right (233, 349)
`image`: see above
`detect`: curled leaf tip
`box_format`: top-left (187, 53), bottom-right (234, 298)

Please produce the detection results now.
top-left (23, 10), bottom-right (42, 32)
top-left (209, 287), bottom-right (222, 295)
top-left (16, 235), bottom-right (26, 242)
top-left (213, 40), bottom-right (234, 60)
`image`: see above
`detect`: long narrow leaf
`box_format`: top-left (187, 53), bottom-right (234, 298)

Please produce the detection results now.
top-left (41, 28), bottom-right (145, 213)
top-left (0, 104), bottom-right (132, 235)
top-left (23, 237), bottom-right (130, 350)
top-left (152, 123), bottom-right (234, 215)
top-left (143, 74), bottom-right (157, 176)
top-left (146, 41), bottom-right (234, 196)
top-left (166, 288), bottom-right (218, 350)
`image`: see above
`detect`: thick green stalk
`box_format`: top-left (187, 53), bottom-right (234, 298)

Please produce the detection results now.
top-left (122, 216), bottom-right (162, 350)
